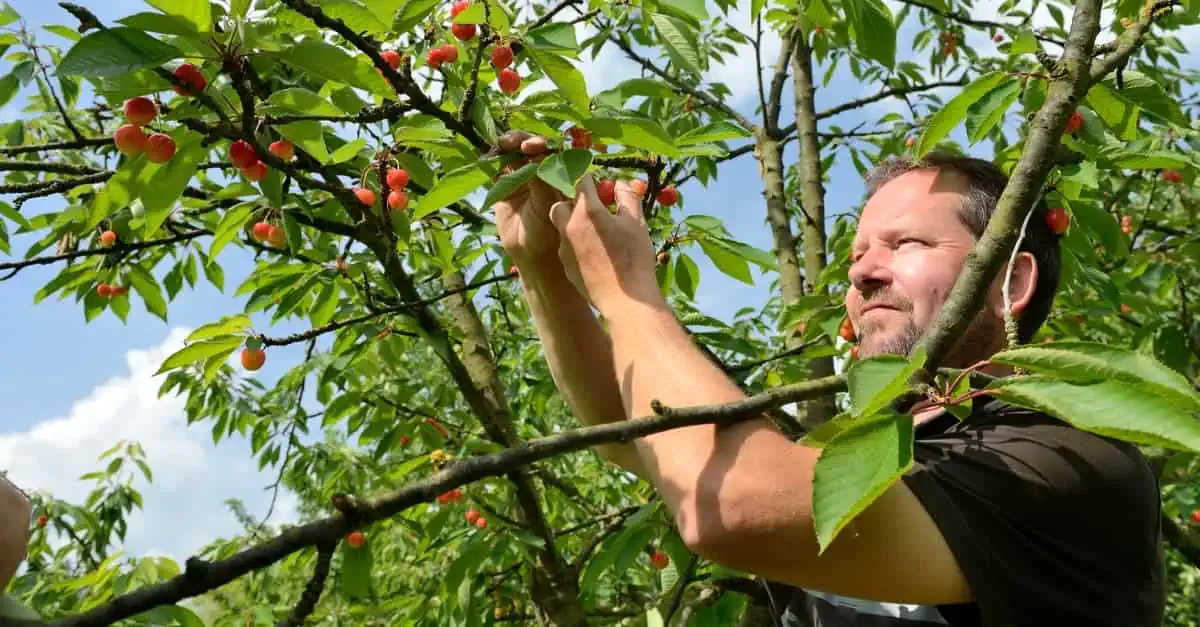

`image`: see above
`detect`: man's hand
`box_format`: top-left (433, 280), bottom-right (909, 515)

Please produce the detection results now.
top-left (492, 131), bottom-right (568, 268)
top-left (548, 175), bottom-right (662, 316)
top-left (0, 476), bottom-right (31, 588)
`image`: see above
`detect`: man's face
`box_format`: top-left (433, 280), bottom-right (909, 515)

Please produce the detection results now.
top-left (845, 169), bottom-right (1004, 366)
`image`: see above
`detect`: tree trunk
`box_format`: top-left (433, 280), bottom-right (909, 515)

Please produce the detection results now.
top-left (790, 32), bottom-right (838, 429)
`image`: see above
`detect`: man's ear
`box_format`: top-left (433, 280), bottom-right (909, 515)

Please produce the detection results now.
top-left (1001, 251), bottom-right (1039, 319)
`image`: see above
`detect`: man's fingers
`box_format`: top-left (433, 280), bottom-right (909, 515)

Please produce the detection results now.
top-left (614, 179), bottom-right (646, 226)
top-left (521, 136), bottom-right (549, 156)
top-left (499, 130), bottom-right (533, 152)
top-left (548, 200), bottom-right (574, 234)
top-left (575, 174), bottom-right (609, 218)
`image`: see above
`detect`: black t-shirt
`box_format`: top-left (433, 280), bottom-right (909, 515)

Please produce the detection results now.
top-left (770, 397), bottom-right (1166, 627)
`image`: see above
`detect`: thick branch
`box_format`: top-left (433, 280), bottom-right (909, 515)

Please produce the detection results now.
top-left (275, 543), bottom-right (334, 627)
top-left (16, 375), bottom-right (845, 627)
top-left (1089, 0), bottom-right (1180, 81)
top-left (0, 160), bottom-right (103, 175)
top-left (895, 0), bottom-right (1064, 46)
top-left (0, 138), bottom-right (111, 156)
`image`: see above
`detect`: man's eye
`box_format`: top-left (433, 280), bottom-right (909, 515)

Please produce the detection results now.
top-left (898, 238), bottom-right (923, 246)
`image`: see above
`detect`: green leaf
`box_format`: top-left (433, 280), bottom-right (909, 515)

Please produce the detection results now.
top-left (147, 0), bottom-right (211, 34)
top-left (91, 156), bottom-right (149, 229)
top-left (127, 265), bottom-right (168, 322)
top-left (536, 149), bottom-right (593, 197)
top-left (310, 282), bottom-right (339, 327)
top-left (917, 72), bottom-right (1007, 155)
top-left (58, 28), bottom-right (183, 78)
top-left (1071, 200), bottom-right (1128, 258)
top-left (812, 412), bottom-right (913, 551)
top-left (525, 22), bottom-right (578, 50)
top-left (209, 203), bottom-right (255, 258)
top-left (699, 239), bottom-right (752, 285)
top-left (329, 138), bottom-right (367, 164)
top-left (585, 116), bottom-right (680, 158)
top-left (1085, 82), bottom-right (1139, 140)
top-left (987, 376), bottom-right (1200, 453)
top-left (394, 0), bottom-right (440, 33)
top-left (845, 0), bottom-right (896, 69)
top-left (118, 12), bottom-right (199, 37)
top-left (965, 77), bottom-right (1021, 144)
top-left (1099, 70), bottom-right (1187, 126)
top-left (988, 342), bottom-right (1200, 412)
top-left (412, 163), bottom-right (490, 219)
top-left (1009, 29), bottom-right (1037, 55)
top-left (0, 595), bottom-right (40, 620)
top-left (847, 349), bottom-right (927, 418)
top-left (186, 315), bottom-right (252, 343)
top-left (0, 201), bottom-right (29, 229)
top-left (676, 121), bottom-right (752, 146)
top-left (525, 48), bottom-right (590, 115)
top-left (1113, 151), bottom-right (1188, 170)
top-left (367, 0), bottom-right (407, 24)
top-left (273, 40), bottom-right (390, 98)
top-left (481, 161), bottom-right (539, 212)
top-left (0, 73), bottom-right (18, 110)
top-left (140, 131), bottom-right (206, 237)
top-left (268, 87), bottom-right (343, 116)
top-left (322, 0), bottom-right (389, 36)
top-left (451, 0), bottom-right (510, 30)
top-left (652, 13), bottom-right (702, 75)
top-left (340, 539), bottom-right (374, 600)
top-left (0, 3), bottom-right (18, 28)
top-left (276, 120), bottom-right (331, 163)
top-left (156, 336), bottom-right (243, 374)
top-left (660, 0), bottom-right (708, 21)
top-left (675, 254), bottom-right (699, 300)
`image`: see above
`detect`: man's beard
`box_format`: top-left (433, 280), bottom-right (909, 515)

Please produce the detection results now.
top-left (858, 305), bottom-right (1004, 368)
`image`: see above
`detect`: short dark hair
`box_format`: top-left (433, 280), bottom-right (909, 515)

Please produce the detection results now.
top-left (863, 151), bottom-right (1062, 343)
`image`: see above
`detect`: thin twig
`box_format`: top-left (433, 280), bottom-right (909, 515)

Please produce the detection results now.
top-left (274, 543), bottom-right (335, 627)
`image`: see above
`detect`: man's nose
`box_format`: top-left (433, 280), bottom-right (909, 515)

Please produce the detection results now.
top-left (849, 246), bottom-right (891, 292)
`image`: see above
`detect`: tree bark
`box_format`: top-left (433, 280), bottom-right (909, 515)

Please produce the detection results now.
top-left (790, 31), bottom-right (838, 429)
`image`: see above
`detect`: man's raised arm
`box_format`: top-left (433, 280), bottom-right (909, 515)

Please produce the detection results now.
top-left (0, 476), bottom-right (31, 589)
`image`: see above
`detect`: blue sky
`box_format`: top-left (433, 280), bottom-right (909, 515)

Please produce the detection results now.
top-left (2, 0), bottom-right (1196, 569)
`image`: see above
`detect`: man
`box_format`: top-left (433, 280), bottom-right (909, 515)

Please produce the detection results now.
top-left (0, 474), bottom-right (31, 589)
top-left (494, 136), bottom-right (1165, 626)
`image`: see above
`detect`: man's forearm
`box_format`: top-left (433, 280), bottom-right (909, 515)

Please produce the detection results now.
top-left (0, 476), bottom-right (31, 588)
top-left (520, 263), bottom-right (650, 478)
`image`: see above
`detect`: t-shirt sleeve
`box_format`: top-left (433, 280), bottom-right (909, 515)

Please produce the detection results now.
top-left (900, 410), bottom-right (1165, 627)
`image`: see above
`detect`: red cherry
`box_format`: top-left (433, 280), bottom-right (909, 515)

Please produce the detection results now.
top-left (1191, 510), bottom-right (1200, 524)
top-left (123, 97), bottom-right (157, 126)
top-left (354, 187), bottom-right (377, 208)
top-left (475, 517), bottom-right (487, 529)
top-left (110, 285), bottom-right (128, 297)
top-left (172, 63), bottom-right (206, 96)
top-left (387, 190), bottom-right (409, 211)
top-left (36, 515), bottom-right (48, 528)
top-left (1064, 111), bottom-right (1084, 135)
top-left (99, 230), bottom-right (117, 248)
top-left (96, 283), bottom-right (113, 298)
top-left (267, 225), bottom-right (286, 247)
top-left (427, 47), bottom-right (446, 69)
top-left (993, 33), bottom-right (1005, 42)
top-left (381, 49), bottom-right (401, 69)
top-left (656, 185), bottom-right (679, 206)
top-left (252, 222), bottom-right (273, 241)
top-left (596, 179), bottom-right (616, 206)
top-left (630, 179), bottom-right (647, 197)
top-left (398, 435), bottom-right (412, 446)
top-left (491, 45), bottom-right (514, 69)
top-left (450, 0), bottom-right (470, 17)
top-left (497, 68), bottom-right (521, 94)
top-left (241, 347), bottom-right (266, 371)
top-left (839, 317), bottom-right (856, 341)
top-left (849, 345), bottom-right (859, 360)
top-left (649, 551), bottom-right (669, 570)
top-left (1045, 207), bottom-right (1070, 235)
top-left (905, 137), bottom-right (915, 147)
top-left (1120, 215), bottom-right (1133, 235)
top-left (229, 140), bottom-right (259, 170)
top-left (113, 124), bottom-right (147, 156)
top-left (242, 160), bottom-right (268, 182)
top-left (144, 133), bottom-right (176, 163)
top-left (568, 126), bottom-right (592, 149)
top-left (269, 140), bottom-right (294, 161)
top-left (440, 44), bottom-right (459, 63)
top-left (346, 530), bottom-right (366, 548)
top-left (386, 168), bottom-right (410, 190)
top-left (465, 509), bottom-right (481, 524)
top-left (1160, 169), bottom-right (1183, 183)
top-left (452, 23), bottom-right (476, 41)
top-left (425, 417), bottom-right (449, 438)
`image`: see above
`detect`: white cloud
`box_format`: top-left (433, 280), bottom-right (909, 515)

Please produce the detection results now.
top-left (0, 329), bottom-right (302, 563)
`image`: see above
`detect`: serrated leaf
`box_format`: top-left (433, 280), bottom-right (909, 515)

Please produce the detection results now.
top-left (413, 163), bottom-right (490, 219)
top-left (536, 149), bottom-right (593, 197)
top-left (917, 72), bottom-right (1007, 156)
top-left (310, 282), bottom-right (339, 327)
top-left (677, 121), bottom-right (751, 146)
top-left (652, 13), bottom-right (702, 75)
top-left (845, 0), bottom-right (896, 69)
top-left (340, 538), bottom-right (374, 600)
top-left (276, 120), bottom-right (331, 164)
top-left (329, 138), bottom-right (367, 164)
top-left (58, 28), bottom-right (183, 78)
top-left (987, 376), bottom-right (1200, 452)
top-left (699, 239), bottom-right (752, 285)
top-left (847, 349), bottom-right (927, 418)
top-left (147, 0), bottom-right (211, 34)
top-left (156, 335), bottom-right (244, 374)
top-left (675, 254), bottom-right (699, 300)
top-left (394, 0), bottom-right (439, 33)
top-left (186, 315), bottom-right (252, 343)
top-left (988, 342), bottom-right (1200, 411)
top-left (586, 116), bottom-right (680, 158)
top-left (127, 265), bottom-right (168, 322)
top-left (272, 40), bottom-right (390, 98)
top-left (1099, 70), bottom-right (1187, 126)
top-left (525, 22), bottom-right (578, 50)
top-left (965, 77), bottom-right (1020, 144)
top-left (268, 87), bottom-right (343, 116)
top-left (0, 73), bottom-right (20, 109)
top-left (526, 47), bottom-right (590, 114)
top-left (481, 161), bottom-right (539, 212)
top-left (209, 203), bottom-right (255, 258)
top-left (812, 412), bottom-right (913, 551)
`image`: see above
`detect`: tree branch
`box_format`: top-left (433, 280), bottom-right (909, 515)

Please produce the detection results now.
top-left (14, 374), bottom-right (846, 627)
top-left (0, 137), bottom-right (111, 156)
top-left (0, 160), bottom-right (103, 175)
top-left (0, 229), bottom-right (210, 278)
top-left (895, 0), bottom-right (1065, 46)
top-left (274, 543), bottom-right (334, 627)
